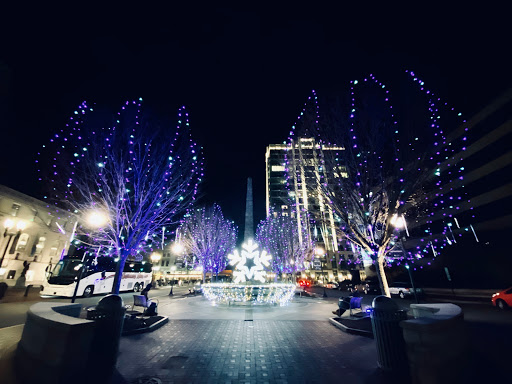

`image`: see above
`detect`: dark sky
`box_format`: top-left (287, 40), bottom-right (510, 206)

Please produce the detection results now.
top-left (0, 5), bottom-right (510, 233)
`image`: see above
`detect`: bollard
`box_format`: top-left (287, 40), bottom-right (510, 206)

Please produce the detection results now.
top-left (371, 296), bottom-right (409, 377)
top-left (86, 294), bottom-right (126, 383)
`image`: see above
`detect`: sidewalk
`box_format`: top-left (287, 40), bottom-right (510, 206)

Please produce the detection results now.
top-left (0, 324), bottom-right (23, 384)
top-left (114, 294), bottom-right (397, 383)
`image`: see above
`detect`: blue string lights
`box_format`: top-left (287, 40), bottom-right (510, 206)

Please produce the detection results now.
top-left (283, 71), bottom-right (474, 295)
top-left (36, 99), bottom-right (204, 292)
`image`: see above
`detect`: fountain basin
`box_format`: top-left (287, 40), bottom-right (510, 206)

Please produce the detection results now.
top-left (201, 283), bottom-right (296, 305)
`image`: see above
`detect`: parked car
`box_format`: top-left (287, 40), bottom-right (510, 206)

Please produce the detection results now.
top-left (337, 280), bottom-right (353, 291)
top-left (298, 279), bottom-right (311, 288)
top-left (324, 282), bottom-right (338, 289)
top-left (349, 282), bottom-right (368, 294)
top-left (492, 287), bottom-right (512, 309)
top-left (363, 280), bottom-right (381, 295)
top-left (388, 282), bottom-right (423, 299)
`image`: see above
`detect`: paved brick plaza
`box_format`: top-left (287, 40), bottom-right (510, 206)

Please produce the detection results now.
top-left (116, 295), bottom-right (389, 384)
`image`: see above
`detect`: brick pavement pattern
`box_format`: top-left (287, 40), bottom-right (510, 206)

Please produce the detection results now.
top-left (117, 319), bottom-right (385, 384)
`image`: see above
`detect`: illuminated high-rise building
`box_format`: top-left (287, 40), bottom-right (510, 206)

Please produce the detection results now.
top-left (265, 138), bottom-right (360, 282)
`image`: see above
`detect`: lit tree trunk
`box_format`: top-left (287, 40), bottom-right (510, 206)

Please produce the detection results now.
top-left (111, 249), bottom-right (128, 294)
top-left (375, 247), bottom-right (391, 297)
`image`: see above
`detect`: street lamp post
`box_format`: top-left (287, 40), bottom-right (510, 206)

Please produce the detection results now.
top-left (150, 252), bottom-right (161, 286)
top-left (315, 247), bottom-right (327, 298)
top-left (392, 214), bottom-right (419, 304)
top-left (169, 265), bottom-right (176, 295)
top-left (1, 219), bottom-right (26, 278)
top-left (405, 263), bottom-right (419, 304)
top-left (171, 241), bottom-right (184, 295)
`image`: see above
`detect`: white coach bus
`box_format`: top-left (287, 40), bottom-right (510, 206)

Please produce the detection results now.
top-left (43, 256), bottom-right (152, 297)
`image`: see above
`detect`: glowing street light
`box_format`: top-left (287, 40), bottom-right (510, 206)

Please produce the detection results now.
top-left (314, 246), bottom-right (327, 297)
top-left (392, 214), bottom-right (418, 303)
top-left (150, 252), bottom-right (162, 284)
top-left (172, 242), bottom-right (185, 254)
top-left (86, 210), bottom-right (109, 228)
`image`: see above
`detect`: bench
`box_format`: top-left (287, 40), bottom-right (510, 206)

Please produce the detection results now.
top-left (349, 296), bottom-right (363, 316)
top-left (133, 295), bottom-right (158, 313)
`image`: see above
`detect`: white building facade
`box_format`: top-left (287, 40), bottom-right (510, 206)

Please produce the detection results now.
top-left (0, 185), bottom-right (77, 286)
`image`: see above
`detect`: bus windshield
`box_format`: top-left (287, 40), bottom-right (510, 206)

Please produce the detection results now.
top-left (52, 259), bottom-right (82, 278)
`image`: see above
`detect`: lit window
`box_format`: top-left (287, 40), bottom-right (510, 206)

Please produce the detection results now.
top-left (16, 233), bottom-right (29, 251)
top-left (281, 205), bottom-right (288, 210)
top-left (34, 236), bottom-right (46, 255)
top-left (49, 241), bottom-right (61, 257)
top-left (271, 165), bottom-right (285, 172)
top-left (11, 203), bottom-right (21, 217)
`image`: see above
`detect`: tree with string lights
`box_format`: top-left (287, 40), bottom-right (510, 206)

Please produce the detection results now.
top-left (177, 204), bottom-right (238, 283)
top-left (256, 208), bottom-right (314, 282)
top-left (37, 99), bottom-right (203, 294)
top-left (288, 72), bottom-right (472, 297)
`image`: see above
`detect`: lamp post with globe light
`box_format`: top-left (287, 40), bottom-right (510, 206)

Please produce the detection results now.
top-left (392, 214), bottom-right (419, 303)
top-left (150, 252), bottom-right (162, 286)
top-left (315, 246), bottom-right (328, 298)
top-left (169, 265), bottom-right (177, 295)
top-left (0, 219), bottom-right (27, 278)
top-left (170, 241), bottom-right (184, 294)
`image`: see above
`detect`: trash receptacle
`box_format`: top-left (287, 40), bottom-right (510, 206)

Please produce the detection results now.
top-left (371, 296), bottom-right (409, 375)
top-left (86, 294), bottom-right (126, 383)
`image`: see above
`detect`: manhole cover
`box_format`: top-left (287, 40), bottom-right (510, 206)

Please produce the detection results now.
top-left (137, 377), bottom-right (162, 384)
top-left (163, 355), bottom-right (188, 369)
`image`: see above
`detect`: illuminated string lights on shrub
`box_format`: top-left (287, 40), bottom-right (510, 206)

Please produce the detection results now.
top-left (201, 283), bottom-right (296, 305)
top-left (201, 241), bottom-right (296, 305)
top-left (176, 204), bottom-right (238, 279)
top-left (256, 208), bottom-right (313, 276)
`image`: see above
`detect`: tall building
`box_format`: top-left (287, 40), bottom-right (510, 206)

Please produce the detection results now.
top-left (265, 138), bottom-right (361, 282)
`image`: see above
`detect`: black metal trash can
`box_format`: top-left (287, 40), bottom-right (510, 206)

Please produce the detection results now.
top-left (86, 294), bottom-right (126, 383)
top-left (371, 296), bottom-right (409, 375)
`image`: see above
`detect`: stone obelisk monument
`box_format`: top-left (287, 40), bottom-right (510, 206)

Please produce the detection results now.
top-left (244, 177), bottom-right (254, 242)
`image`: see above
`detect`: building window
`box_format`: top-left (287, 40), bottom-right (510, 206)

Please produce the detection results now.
top-left (49, 241), bottom-right (61, 257)
top-left (34, 236), bottom-right (46, 255)
top-left (11, 203), bottom-right (21, 217)
top-left (16, 233), bottom-right (30, 252)
top-left (281, 205), bottom-right (288, 210)
top-left (271, 165), bottom-right (285, 172)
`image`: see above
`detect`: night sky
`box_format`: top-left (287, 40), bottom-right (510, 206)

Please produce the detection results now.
top-left (0, 5), bottom-right (510, 233)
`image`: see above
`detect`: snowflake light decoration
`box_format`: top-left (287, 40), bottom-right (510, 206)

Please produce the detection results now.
top-left (228, 240), bottom-right (271, 283)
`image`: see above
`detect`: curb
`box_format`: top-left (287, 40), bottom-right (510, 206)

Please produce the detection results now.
top-left (329, 317), bottom-right (374, 338)
top-left (122, 316), bottom-right (169, 336)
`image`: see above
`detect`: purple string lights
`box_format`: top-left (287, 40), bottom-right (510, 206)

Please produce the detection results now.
top-left (36, 99), bottom-right (204, 265)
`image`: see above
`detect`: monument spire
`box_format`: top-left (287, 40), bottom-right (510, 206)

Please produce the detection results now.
top-left (244, 177), bottom-right (254, 242)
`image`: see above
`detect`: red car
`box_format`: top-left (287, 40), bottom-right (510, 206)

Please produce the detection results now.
top-left (492, 287), bottom-right (512, 309)
top-left (298, 280), bottom-right (311, 287)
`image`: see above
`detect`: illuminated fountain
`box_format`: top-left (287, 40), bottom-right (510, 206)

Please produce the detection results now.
top-left (202, 178), bottom-right (295, 305)
top-left (201, 240), bottom-right (296, 305)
